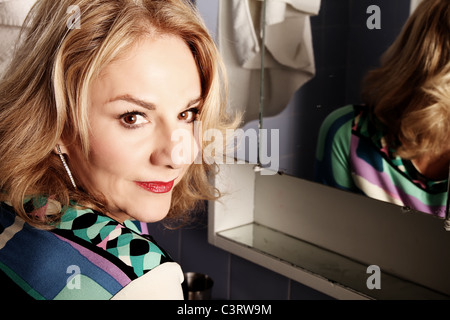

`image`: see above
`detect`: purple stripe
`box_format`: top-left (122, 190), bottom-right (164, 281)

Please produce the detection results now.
top-left (350, 135), bottom-right (446, 217)
top-left (140, 222), bottom-right (149, 235)
top-left (54, 234), bottom-right (131, 287)
top-left (353, 174), bottom-right (446, 217)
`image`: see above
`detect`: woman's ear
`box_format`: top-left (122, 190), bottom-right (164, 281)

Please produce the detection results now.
top-left (53, 141), bottom-right (69, 156)
top-left (54, 141), bottom-right (77, 189)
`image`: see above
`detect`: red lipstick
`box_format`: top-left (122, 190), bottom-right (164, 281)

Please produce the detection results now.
top-left (135, 179), bottom-right (176, 194)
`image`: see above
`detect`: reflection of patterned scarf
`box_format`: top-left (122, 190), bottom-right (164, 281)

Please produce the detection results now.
top-left (0, 198), bottom-right (173, 299)
top-left (352, 106), bottom-right (448, 194)
top-left (315, 104), bottom-right (448, 217)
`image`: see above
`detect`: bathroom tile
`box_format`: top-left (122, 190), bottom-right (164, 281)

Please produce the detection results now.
top-left (147, 208), bottom-right (230, 300)
top-left (147, 222), bottom-right (181, 263)
top-left (349, 0), bottom-right (372, 28)
top-left (323, 26), bottom-right (349, 68)
top-left (378, 0), bottom-right (410, 30)
top-left (323, 0), bottom-right (350, 27)
top-left (179, 212), bottom-right (231, 300)
top-left (321, 67), bottom-right (347, 108)
top-left (310, 0), bottom-right (325, 27)
top-left (230, 255), bottom-right (289, 300)
top-left (311, 24), bottom-right (324, 70)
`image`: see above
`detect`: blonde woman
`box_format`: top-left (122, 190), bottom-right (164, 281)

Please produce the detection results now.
top-left (315, 0), bottom-right (449, 217)
top-left (0, 0), bottom-right (236, 299)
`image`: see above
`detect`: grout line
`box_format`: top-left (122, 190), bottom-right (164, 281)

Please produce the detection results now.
top-left (177, 229), bottom-right (182, 264)
top-left (227, 253), bottom-right (231, 300)
top-left (287, 279), bottom-right (292, 300)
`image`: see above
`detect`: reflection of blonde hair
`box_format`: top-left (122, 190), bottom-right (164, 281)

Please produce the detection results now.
top-left (0, 0), bottom-right (238, 229)
top-left (362, 0), bottom-right (450, 159)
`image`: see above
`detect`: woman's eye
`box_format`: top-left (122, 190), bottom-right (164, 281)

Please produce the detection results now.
top-left (178, 108), bottom-right (199, 123)
top-left (119, 112), bottom-right (148, 128)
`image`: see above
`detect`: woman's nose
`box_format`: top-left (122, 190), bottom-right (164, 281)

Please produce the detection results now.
top-left (150, 123), bottom-right (199, 169)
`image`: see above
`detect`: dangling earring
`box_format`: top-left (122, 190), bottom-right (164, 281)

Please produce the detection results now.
top-left (56, 144), bottom-right (77, 189)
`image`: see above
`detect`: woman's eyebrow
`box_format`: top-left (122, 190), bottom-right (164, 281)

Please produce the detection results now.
top-left (186, 97), bottom-right (202, 108)
top-left (108, 94), bottom-right (202, 110)
top-left (108, 94), bottom-right (156, 111)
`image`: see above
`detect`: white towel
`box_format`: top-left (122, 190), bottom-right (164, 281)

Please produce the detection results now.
top-left (0, 0), bottom-right (36, 77)
top-left (0, 0), bottom-right (35, 27)
top-left (218, 0), bottom-right (321, 123)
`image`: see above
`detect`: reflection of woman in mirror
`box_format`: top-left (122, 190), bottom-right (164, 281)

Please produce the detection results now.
top-left (0, 0), bottom-right (235, 299)
top-left (315, 0), bottom-right (449, 217)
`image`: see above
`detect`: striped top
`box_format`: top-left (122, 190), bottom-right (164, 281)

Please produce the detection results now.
top-left (0, 197), bottom-right (184, 300)
top-left (315, 104), bottom-right (448, 217)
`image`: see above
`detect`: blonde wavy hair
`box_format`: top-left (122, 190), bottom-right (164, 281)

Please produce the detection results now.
top-left (362, 0), bottom-right (450, 159)
top-left (0, 0), bottom-right (238, 229)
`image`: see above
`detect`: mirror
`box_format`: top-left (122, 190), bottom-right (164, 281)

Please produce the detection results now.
top-left (215, 0), bottom-right (449, 220)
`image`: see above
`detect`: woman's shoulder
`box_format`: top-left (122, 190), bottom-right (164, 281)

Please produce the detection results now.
top-left (0, 201), bottom-right (123, 299)
top-left (317, 105), bottom-right (360, 148)
top-left (322, 104), bottom-right (356, 124)
top-left (0, 200), bottom-right (181, 299)
top-left (53, 205), bottom-right (184, 299)
top-left (319, 104), bottom-right (379, 140)
top-left (319, 104), bottom-right (366, 135)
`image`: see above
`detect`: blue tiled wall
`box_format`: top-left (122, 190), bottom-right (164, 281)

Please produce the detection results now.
top-left (147, 0), bottom-right (411, 300)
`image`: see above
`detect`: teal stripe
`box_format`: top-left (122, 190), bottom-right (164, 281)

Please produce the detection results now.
top-left (0, 261), bottom-right (45, 300)
top-left (53, 275), bottom-right (113, 300)
top-left (316, 105), bottom-right (354, 162)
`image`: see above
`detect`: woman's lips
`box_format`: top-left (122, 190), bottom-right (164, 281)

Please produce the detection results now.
top-left (135, 179), bottom-right (176, 194)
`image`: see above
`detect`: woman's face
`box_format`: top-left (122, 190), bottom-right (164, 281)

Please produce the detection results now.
top-left (67, 35), bottom-right (201, 223)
